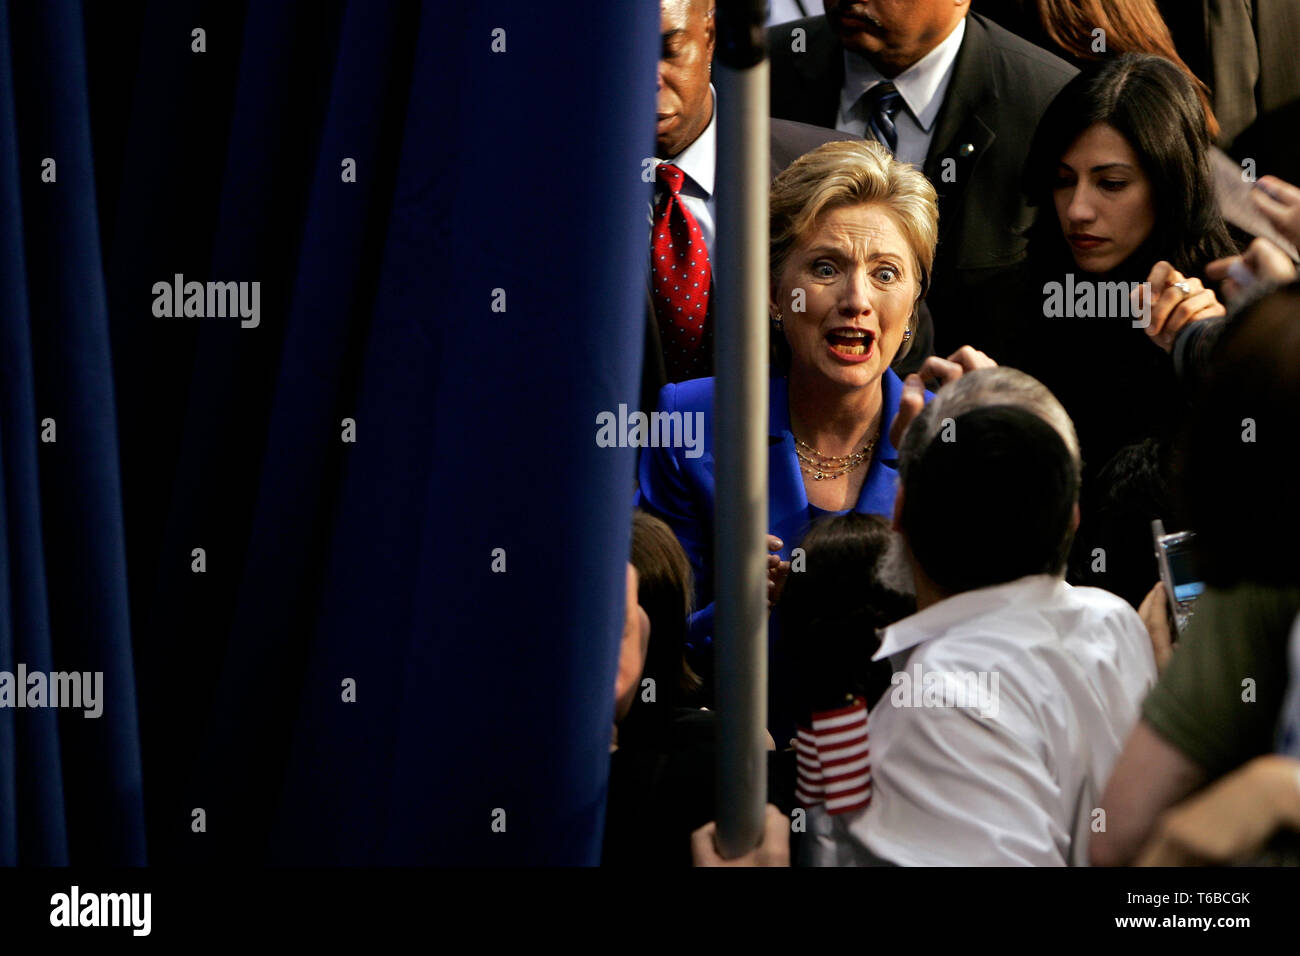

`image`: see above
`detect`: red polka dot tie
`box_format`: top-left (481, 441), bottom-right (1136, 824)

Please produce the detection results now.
top-left (651, 162), bottom-right (712, 381)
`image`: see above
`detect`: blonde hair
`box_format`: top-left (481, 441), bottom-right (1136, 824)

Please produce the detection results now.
top-left (770, 138), bottom-right (939, 304)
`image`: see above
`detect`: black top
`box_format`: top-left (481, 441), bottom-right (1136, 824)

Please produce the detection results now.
top-left (996, 259), bottom-right (1190, 493)
top-left (601, 708), bottom-right (799, 867)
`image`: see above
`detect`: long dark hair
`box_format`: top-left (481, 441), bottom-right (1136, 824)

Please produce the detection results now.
top-left (1023, 53), bottom-right (1236, 278)
top-left (618, 510), bottom-right (701, 748)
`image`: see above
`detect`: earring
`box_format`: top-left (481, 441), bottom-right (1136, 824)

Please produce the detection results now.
top-left (772, 309), bottom-right (783, 330)
top-left (903, 326), bottom-right (912, 340)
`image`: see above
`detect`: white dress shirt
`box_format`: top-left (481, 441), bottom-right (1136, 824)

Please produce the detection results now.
top-left (650, 87), bottom-right (716, 256)
top-left (804, 574), bottom-right (1157, 866)
top-left (837, 17), bottom-right (966, 167)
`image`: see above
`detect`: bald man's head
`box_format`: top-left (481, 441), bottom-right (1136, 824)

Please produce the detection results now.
top-left (657, 0), bottom-right (715, 157)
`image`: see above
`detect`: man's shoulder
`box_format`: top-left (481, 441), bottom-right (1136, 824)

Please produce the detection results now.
top-left (908, 582), bottom-right (1143, 666)
top-left (770, 119), bottom-right (857, 171)
top-left (968, 12), bottom-right (1077, 85)
top-left (955, 15), bottom-right (1076, 124)
top-left (1061, 581), bottom-right (1142, 616)
top-left (767, 14), bottom-right (832, 51)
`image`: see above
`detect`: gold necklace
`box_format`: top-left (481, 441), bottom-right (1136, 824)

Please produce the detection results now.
top-left (794, 429), bottom-right (879, 481)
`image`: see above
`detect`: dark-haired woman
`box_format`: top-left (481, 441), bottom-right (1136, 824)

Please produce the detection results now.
top-left (603, 511), bottom-right (793, 866)
top-left (604, 511), bottom-right (712, 866)
top-left (1001, 53), bottom-right (1236, 491)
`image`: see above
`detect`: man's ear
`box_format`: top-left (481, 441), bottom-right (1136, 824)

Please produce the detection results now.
top-left (1070, 500), bottom-right (1081, 534)
top-left (704, 4), bottom-right (717, 56)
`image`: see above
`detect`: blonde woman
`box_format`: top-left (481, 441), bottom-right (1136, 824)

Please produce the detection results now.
top-left (637, 139), bottom-right (992, 721)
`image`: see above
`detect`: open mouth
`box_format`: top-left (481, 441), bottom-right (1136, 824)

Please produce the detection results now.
top-left (826, 327), bottom-right (875, 357)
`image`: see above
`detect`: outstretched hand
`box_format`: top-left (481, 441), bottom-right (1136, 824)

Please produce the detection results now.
top-left (889, 346), bottom-right (997, 449)
top-left (1206, 237), bottom-right (1297, 303)
top-left (1251, 176), bottom-right (1300, 249)
top-left (691, 804), bottom-right (791, 867)
top-left (767, 534), bottom-right (791, 611)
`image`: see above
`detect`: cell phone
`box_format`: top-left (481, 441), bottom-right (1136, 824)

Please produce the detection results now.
top-left (1152, 520), bottom-right (1204, 637)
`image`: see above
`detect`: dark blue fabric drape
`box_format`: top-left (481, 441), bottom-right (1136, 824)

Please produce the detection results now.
top-left (1, 0), bottom-right (655, 865)
top-left (0, 0), bottom-right (146, 865)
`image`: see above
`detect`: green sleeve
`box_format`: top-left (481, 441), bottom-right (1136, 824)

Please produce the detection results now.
top-left (1141, 584), bottom-right (1300, 777)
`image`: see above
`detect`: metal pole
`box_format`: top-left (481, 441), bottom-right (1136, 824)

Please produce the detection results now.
top-left (712, 0), bottom-right (769, 859)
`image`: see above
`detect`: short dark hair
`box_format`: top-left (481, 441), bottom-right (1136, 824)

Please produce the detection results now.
top-left (1181, 282), bottom-right (1300, 587)
top-left (778, 513), bottom-right (914, 719)
top-left (1023, 53), bottom-right (1236, 276)
top-left (1072, 438), bottom-right (1180, 608)
top-left (901, 405), bottom-right (1079, 594)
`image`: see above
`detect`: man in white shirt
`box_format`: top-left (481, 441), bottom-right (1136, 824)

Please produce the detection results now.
top-left (804, 369), bottom-right (1157, 865)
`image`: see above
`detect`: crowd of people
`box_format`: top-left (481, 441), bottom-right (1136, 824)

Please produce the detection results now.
top-left (608, 0), bottom-right (1300, 866)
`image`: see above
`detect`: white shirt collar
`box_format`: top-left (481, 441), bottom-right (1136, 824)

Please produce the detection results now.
top-left (874, 573), bottom-right (1065, 661)
top-left (841, 17), bottom-right (966, 132)
top-left (661, 85), bottom-right (716, 197)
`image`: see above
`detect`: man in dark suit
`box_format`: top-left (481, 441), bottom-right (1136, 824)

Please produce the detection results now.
top-left (1157, 0), bottom-right (1300, 148)
top-left (642, 0), bottom-right (853, 411)
top-left (768, 1), bottom-right (1076, 357)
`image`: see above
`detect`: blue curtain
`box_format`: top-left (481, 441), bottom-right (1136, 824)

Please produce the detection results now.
top-left (0, 0), bottom-right (655, 866)
top-left (0, 0), bottom-right (146, 867)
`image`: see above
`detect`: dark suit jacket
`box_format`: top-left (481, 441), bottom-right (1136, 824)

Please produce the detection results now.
top-left (1157, 0), bottom-right (1300, 147)
top-left (640, 118), bottom-right (862, 412)
top-left (768, 12), bottom-right (1076, 357)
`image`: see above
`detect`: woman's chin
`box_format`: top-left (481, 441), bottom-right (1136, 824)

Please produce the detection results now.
top-left (1069, 250), bottom-right (1120, 275)
top-left (798, 354), bottom-right (886, 390)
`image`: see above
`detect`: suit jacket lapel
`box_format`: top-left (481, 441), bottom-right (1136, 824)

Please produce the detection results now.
top-left (924, 15), bottom-right (998, 242)
top-left (853, 368), bottom-right (904, 516)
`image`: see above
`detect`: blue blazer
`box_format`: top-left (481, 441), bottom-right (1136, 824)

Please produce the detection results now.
top-left (637, 368), bottom-right (921, 651)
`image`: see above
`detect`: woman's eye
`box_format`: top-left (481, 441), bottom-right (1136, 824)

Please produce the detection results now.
top-left (1099, 179), bottom-right (1128, 192)
top-left (876, 267), bottom-right (898, 283)
top-left (812, 261), bottom-right (836, 278)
